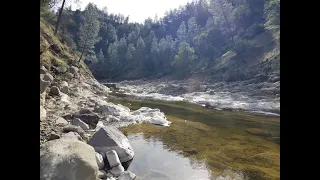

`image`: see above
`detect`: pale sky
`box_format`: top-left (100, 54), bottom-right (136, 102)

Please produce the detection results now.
top-left (71, 0), bottom-right (193, 23)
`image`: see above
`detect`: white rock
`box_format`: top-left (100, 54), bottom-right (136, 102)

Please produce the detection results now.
top-left (118, 171), bottom-right (136, 180)
top-left (109, 164), bottom-right (124, 177)
top-left (40, 139), bottom-right (99, 180)
top-left (72, 118), bottom-right (89, 130)
top-left (40, 105), bottom-right (46, 120)
top-left (95, 121), bottom-right (105, 131)
top-left (55, 117), bottom-right (68, 127)
top-left (106, 150), bottom-right (121, 168)
top-left (95, 152), bottom-right (105, 170)
top-left (88, 127), bottom-right (134, 163)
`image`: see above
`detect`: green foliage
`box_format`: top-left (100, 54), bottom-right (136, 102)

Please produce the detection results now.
top-left (233, 39), bottom-right (257, 55)
top-left (172, 42), bottom-right (197, 77)
top-left (49, 0), bottom-right (279, 80)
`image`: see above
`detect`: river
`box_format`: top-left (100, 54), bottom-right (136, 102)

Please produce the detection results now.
top-left (105, 79), bottom-right (280, 180)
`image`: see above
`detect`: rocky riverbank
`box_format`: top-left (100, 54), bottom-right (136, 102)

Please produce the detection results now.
top-left (40, 65), bottom-right (171, 180)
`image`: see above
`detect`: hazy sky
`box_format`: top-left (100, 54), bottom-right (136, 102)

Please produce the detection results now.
top-left (72, 0), bottom-right (193, 23)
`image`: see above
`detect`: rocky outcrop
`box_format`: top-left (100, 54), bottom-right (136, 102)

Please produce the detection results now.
top-left (40, 139), bottom-right (99, 180)
top-left (88, 127), bottom-right (134, 163)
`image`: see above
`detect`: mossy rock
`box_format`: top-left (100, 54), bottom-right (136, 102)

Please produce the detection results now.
top-left (245, 128), bottom-right (272, 137)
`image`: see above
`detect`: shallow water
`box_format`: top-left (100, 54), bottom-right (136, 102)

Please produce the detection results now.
top-left (115, 98), bottom-right (280, 180)
top-left (127, 133), bottom-right (213, 180)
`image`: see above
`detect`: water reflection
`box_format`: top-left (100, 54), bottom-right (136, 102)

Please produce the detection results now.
top-left (127, 133), bottom-right (212, 180)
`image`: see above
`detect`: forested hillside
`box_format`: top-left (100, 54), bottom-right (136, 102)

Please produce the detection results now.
top-left (42, 0), bottom-right (280, 81)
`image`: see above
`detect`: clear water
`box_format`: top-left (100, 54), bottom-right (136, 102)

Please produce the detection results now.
top-left (127, 133), bottom-right (213, 180)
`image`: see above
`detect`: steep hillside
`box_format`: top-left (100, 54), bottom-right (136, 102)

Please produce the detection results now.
top-left (40, 18), bottom-right (92, 77)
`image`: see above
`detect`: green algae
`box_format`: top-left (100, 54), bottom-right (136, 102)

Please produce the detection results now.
top-left (109, 96), bottom-right (280, 180)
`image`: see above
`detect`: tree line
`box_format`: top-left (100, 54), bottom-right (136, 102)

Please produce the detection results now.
top-left (40, 0), bottom-right (280, 80)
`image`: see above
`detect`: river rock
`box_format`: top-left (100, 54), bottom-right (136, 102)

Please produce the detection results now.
top-left (63, 125), bottom-right (85, 137)
top-left (72, 118), bottom-right (90, 130)
top-left (40, 105), bottom-right (46, 120)
top-left (106, 150), bottom-right (121, 168)
top-left (66, 72), bottom-right (74, 79)
top-left (88, 126), bottom-right (134, 163)
top-left (95, 152), bottom-right (105, 170)
top-left (40, 66), bottom-right (47, 74)
top-left (118, 171), bottom-right (136, 180)
top-left (40, 75), bottom-right (50, 94)
top-left (43, 73), bottom-right (54, 82)
top-left (109, 164), bottom-right (124, 177)
top-left (60, 81), bottom-right (69, 94)
top-left (73, 113), bottom-right (101, 128)
top-left (40, 139), bottom-right (99, 180)
top-left (50, 86), bottom-right (61, 96)
top-left (55, 117), bottom-right (68, 127)
top-left (48, 132), bottom-right (60, 140)
top-left (61, 132), bottom-right (82, 141)
top-left (69, 66), bottom-right (79, 74)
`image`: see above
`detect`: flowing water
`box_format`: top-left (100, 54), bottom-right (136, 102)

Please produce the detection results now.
top-left (105, 80), bottom-right (280, 180)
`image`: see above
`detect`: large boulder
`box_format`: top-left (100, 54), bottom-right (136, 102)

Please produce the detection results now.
top-left (88, 127), bottom-right (134, 163)
top-left (40, 139), bottom-right (99, 180)
top-left (72, 118), bottom-right (89, 130)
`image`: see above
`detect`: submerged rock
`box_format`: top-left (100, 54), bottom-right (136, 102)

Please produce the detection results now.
top-left (88, 126), bottom-right (134, 163)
